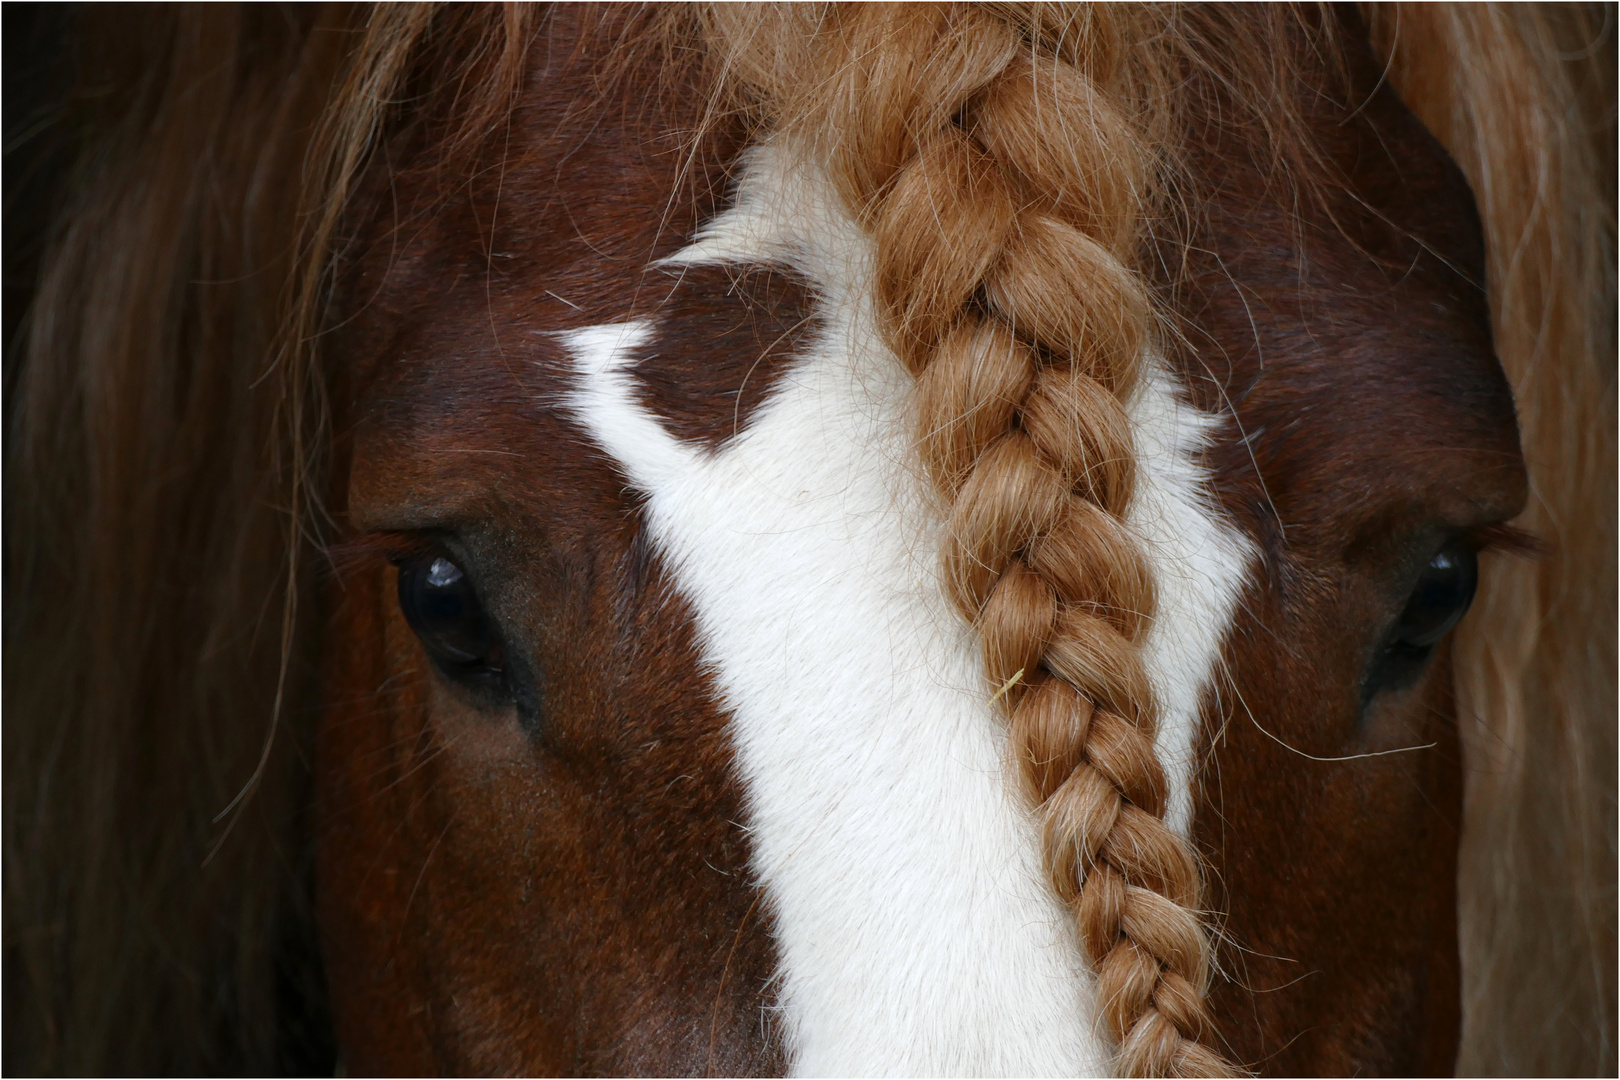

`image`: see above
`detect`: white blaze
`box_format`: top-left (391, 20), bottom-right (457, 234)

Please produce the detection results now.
top-left (560, 142), bottom-right (1253, 1077)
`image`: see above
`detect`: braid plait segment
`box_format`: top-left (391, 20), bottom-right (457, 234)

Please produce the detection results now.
top-left (782, 7), bottom-right (1239, 1076)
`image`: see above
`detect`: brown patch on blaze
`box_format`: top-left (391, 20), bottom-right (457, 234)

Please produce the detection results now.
top-left (628, 264), bottom-right (820, 450)
top-left (1162, 9), bottom-right (1525, 1076)
top-left (315, 9), bottom-right (789, 1075)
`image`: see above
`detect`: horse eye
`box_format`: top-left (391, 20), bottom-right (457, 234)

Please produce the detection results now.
top-left (1392, 542), bottom-right (1479, 650)
top-left (396, 553), bottom-right (505, 682)
top-left (1363, 540), bottom-right (1481, 705)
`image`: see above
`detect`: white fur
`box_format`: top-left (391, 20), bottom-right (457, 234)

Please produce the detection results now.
top-left (1126, 370), bottom-right (1257, 837)
top-left (559, 142), bottom-right (1253, 1077)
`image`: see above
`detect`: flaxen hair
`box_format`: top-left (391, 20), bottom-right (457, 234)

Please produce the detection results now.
top-left (5, 4), bottom-right (1612, 1075)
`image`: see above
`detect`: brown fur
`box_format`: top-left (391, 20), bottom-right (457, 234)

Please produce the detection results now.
top-left (625, 265), bottom-right (819, 450)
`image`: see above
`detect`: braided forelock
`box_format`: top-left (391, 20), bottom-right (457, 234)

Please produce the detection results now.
top-left (694, 4), bottom-right (1239, 1076)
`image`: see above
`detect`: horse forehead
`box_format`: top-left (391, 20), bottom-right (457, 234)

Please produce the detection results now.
top-left (1175, 80), bottom-right (1524, 541)
top-left (1193, 242), bottom-right (1519, 484)
top-left (544, 139), bottom-right (1257, 1073)
top-left (338, 23), bottom-right (744, 381)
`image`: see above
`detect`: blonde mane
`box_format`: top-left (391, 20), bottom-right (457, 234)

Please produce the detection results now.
top-left (5, 4), bottom-right (1611, 1074)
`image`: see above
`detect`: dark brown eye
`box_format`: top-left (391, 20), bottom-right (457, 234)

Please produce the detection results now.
top-left (1364, 540), bottom-right (1481, 704)
top-left (396, 553), bottom-right (505, 683)
top-left (1392, 542), bottom-right (1479, 650)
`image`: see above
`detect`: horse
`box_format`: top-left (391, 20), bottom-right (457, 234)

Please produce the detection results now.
top-left (4, 3), bottom-right (1613, 1076)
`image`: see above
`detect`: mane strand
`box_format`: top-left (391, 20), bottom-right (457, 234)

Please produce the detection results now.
top-left (4, 6), bottom-right (352, 1070)
top-left (3, 4), bottom-right (539, 1070)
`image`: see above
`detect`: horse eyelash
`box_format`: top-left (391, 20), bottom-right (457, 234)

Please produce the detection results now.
top-left (323, 532), bottom-right (439, 581)
top-left (1466, 522), bottom-right (1544, 559)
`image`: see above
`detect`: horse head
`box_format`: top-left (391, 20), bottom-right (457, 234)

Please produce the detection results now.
top-left (6, 4), bottom-right (1610, 1076)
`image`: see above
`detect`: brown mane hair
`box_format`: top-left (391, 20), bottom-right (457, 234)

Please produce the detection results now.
top-left (5, 4), bottom-right (1611, 1074)
top-left (2, 5), bottom-right (538, 1070)
top-left (4, 7), bottom-right (347, 1070)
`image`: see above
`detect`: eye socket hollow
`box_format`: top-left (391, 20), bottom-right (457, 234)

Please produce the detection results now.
top-left (396, 553), bottom-right (505, 680)
top-left (1392, 542), bottom-right (1479, 650)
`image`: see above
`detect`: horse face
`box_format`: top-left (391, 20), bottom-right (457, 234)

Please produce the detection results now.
top-left (316, 10), bottom-right (1524, 1074)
